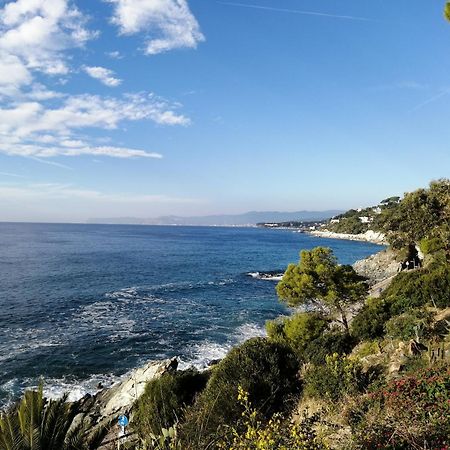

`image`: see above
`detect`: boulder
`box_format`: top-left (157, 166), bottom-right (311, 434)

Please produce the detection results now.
top-left (96, 357), bottom-right (178, 419)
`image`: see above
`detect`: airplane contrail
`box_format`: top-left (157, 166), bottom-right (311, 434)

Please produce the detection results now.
top-left (410, 90), bottom-right (449, 113)
top-left (217, 1), bottom-right (373, 22)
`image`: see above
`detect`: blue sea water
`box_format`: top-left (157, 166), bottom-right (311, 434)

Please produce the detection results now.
top-left (0, 223), bottom-right (383, 405)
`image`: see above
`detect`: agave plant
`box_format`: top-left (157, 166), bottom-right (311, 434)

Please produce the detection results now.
top-left (0, 385), bottom-right (103, 450)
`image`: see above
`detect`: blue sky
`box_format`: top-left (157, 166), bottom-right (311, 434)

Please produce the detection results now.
top-left (0, 0), bottom-right (449, 222)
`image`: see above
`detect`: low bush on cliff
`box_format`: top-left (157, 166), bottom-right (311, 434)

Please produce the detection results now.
top-left (266, 312), bottom-right (329, 359)
top-left (217, 386), bottom-right (327, 450)
top-left (384, 308), bottom-right (434, 340)
top-left (133, 369), bottom-right (208, 439)
top-left (303, 330), bottom-right (356, 365)
top-left (383, 263), bottom-right (450, 313)
top-left (303, 354), bottom-right (368, 402)
top-left (180, 338), bottom-right (300, 446)
top-left (350, 363), bottom-right (450, 449)
top-left (351, 297), bottom-right (392, 341)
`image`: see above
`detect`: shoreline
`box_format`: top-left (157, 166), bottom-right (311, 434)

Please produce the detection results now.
top-left (3, 233), bottom-right (388, 422)
top-left (308, 229), bottom-right (387, 245)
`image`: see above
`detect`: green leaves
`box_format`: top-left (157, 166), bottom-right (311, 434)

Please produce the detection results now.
top-left (0, 385), bottom-right (92, 450)
top-left (445, 2), bottom-right (450, 21)
top-left (277, 247), bottom-right (368, 330)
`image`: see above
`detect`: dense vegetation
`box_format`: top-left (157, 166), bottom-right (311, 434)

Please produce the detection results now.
top-left (326, 179), bottom-right (450, 256)
top-left (4, 178), bottom-right (450, 450)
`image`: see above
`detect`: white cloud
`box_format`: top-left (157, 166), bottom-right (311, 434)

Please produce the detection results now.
top-left (108, 0), bottom-right (204, 55)
top-left (106, 50), bottom-right (123, 59)
top-left (0, 0), bottom-right (97, 80)
top-left (84, 66), bottom-right (122, 87)
top-left (0, 0), bottom-right (193, 162)
top-left (0, 51), bottom-right (31, 95)
top-left (0, 92), bottom-right (189, 158)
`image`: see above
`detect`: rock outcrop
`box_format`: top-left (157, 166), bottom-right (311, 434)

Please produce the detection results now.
top-left (353, 248), bottom-right (399, 286)
top-left (72, 358), bottom-right (178, 445)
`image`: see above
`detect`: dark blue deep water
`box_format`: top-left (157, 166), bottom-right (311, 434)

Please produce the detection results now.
top-left (0, 223), bottom-right (383, 404)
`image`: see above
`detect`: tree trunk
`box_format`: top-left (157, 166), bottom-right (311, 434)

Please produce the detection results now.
top-left (337, 304), bottom-right (349, 333)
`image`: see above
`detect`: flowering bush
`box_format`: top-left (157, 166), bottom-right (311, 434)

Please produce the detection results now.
top-left (217, 386), bottom-right (328, 450)
top-left (351, 364), bottom-right (450, 449)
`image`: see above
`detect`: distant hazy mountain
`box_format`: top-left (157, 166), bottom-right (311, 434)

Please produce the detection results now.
top-left (87, 210), bottom-right (343, 226)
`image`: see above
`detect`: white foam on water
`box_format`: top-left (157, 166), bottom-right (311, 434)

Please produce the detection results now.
top-left (246, 272), bottom-right (283, 281)
top-left (73, 299), bottom-right (136, 339)
top-left (179, 322), bottom-right (267, 371)
top-left (178, 341), bottom-right (232, 371)
top-left (0, 328), bottom-right (63, 362)
top-left (235, 322), bottom-right (267, 342)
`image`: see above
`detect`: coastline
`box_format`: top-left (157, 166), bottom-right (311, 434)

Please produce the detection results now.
top-left (3, 228), bottom-right (390, 440)
top-left (308, 229), bottom-right (387, 245)
top-left (68, 237), bottom-right (389, 426)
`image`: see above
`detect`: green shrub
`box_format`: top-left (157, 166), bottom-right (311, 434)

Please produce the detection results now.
top-left (420, 237), bottom-right (445, 255)
top-left (352, 340), bottom-right (382, 359)
top-left (303, 353), bottom-right (367, 402)
top-left (384, 308), bottom-right (434, 340)
top-left (133, 369), bottom-right (208, 438)
top-left (303, 330), bottom-right (356, 365)
top-left (180, 338), bottom-right (300, 445)
top-left (327, 215), bottom-right (369, 234)
top-left (351, 364), bottom-right (450, 449)
top-left (266, 312), bottom-right (329, 358)
top-left (384, 263), bottom-right (450, 314)
top-left (351, 298), bottom-right (392, 341)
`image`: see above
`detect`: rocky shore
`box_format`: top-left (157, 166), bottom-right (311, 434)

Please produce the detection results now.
top-left (66, 240), bottom-right (392, 448)
top-left (309, 229), bottom-right (387, 245)
top-left (352, 248), bottom-right (399, 285)
top-left (72, 358), bottom-right (178, 448)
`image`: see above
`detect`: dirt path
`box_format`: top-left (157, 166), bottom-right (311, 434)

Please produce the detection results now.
top-left (369, 275), bottom-right (397, 298)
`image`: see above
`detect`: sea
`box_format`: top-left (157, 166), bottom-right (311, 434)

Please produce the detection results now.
top-left (0, 223), bottom-right (383, 406)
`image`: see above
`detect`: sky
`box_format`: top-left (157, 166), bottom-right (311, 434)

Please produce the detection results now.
top-left (0, 0), bottom-right (449, 222)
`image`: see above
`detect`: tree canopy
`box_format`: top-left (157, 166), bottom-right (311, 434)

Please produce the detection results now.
top-left (276, 247), bottom-right (368, 331)
top-left (375, 179), bottom-right (450, 253)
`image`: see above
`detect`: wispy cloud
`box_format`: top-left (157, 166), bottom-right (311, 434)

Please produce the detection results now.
top-left (217, 1), bottom-right (373, 22)
top-left (83, 66), bottom-right (122, 87)
top-left (106, 50), bottom-right (123, 59)
top-left (28, 157), bottom-right (73, 170)
top-left (107, 0), bottom-right (205, 55)
top-left (0, 171), bottom-right (26, 178)
top-left (0, 182), bottom-right (202, 204)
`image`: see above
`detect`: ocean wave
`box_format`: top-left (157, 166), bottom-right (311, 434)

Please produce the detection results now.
top-left (179, 322), bottom-right (267, 371)
top-left (246, 271), bottom-right (283, 281)
top-left (0, 328), bottom-right (63, 362)
top-left (0, 373), bottom-right (120, 405)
